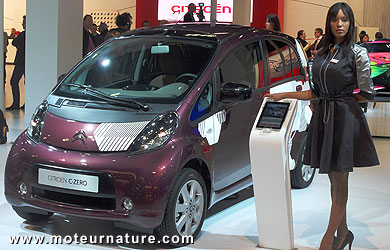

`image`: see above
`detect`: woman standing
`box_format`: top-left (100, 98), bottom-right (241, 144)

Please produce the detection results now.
top-left (297, 30), bottom-right (312, 58)
top-left (266, 2), bottom-right (379, 250)
top-left (265, 14), bottom-right (281, 32)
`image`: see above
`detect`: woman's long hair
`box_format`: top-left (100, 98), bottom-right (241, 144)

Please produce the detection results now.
top-left (297, 30), bottom-right (304, 39)
top-left (266, 14), bottom-right (281, 32)
top-left (318, 2), bottom-right (355, 56)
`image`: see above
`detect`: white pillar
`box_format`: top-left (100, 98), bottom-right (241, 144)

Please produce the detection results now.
top-left (0, 0), bottom-right (4, 110)
top-left (25, 0), bottom-right (83, 123)
top-left (233, 0), bottom-right (251, 26)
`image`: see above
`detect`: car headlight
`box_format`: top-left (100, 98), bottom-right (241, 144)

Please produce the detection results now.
top-left (128, 112), bottom-right (179, 154)
top-left (27, 101), bottom-right (48, 143)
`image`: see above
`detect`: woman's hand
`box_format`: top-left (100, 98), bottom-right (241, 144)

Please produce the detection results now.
top-left (264, 93), bottom-right (285, 101)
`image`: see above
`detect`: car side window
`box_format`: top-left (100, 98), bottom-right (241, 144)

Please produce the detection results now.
top-left (190, 81), bottom-right (213, 122)
top-left (290, 46), bottom-right (303, 77)
top-left (274, 40), bottom-right (293, 78)
top-left (265, 39), bottom-right (296, 84)
top-left (265, 40), bottom-right (284, 84)
top-left (219, 41), bottom-right (264, 90)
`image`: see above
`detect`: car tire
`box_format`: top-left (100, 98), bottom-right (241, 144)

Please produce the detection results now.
top-left (291, 135), bottom-right (315, 189)
top-left (156, 168), bottom-right (207, 246)
top-left (12, 206), bottom-right (53, 222)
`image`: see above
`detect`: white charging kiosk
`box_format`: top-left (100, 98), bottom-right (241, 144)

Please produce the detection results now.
top-left (249, 97), bottom-right (298, 250)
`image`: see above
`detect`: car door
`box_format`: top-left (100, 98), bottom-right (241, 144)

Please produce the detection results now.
top-left (212, 40), bottom-right (267, 191)
top-left (262, 38), bottom-right (311, 172)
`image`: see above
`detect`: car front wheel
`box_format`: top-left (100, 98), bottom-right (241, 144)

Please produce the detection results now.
top-left (156, 168), bottom-right (207, 246)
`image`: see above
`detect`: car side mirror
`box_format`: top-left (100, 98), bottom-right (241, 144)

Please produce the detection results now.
top-left (220, 82), bottom-right (253, 102)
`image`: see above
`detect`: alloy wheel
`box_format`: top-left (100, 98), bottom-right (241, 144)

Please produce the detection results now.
top-left (301, 163), bottom-right (314, 182)
top-left (175, 179), bottom-right (204, 236)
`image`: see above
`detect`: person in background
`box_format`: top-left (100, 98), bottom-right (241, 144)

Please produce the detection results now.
top-left (296, 30), bottom-right (312, 58)
top-left (357, 30), bottom-right (367, 44)
top-left (105, 12), bottom-right (133, 41)
top-left (3, 31), bottom-right (8, 85)
top-left (142, 20), bottom-right (150, 28)
top-left (265, 14), bottom-right (281, 32)
top-left (8, 28), bottom-right (19, 39)
top-left (184, 3), bottom-right (196, 22)
top-left (89, 23), bottom-right (98, 37)
top-left (266, 3), bottom-right (379, 250)
top-left (310, 28), bottom-right (324, 56)
top-left (82, 14), bottom-right (96, 57)
top-left (94, 22), bottom-right (108, 46)
top-left (7, 16), bottom-right (26, 110)
top-left (375, 32), bottom-right (384, 40)
top-left (360, 33), bottom-right (369, 44)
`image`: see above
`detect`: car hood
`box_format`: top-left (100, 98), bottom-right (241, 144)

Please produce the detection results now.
top-left (40, 95), bottom-right (179, 152)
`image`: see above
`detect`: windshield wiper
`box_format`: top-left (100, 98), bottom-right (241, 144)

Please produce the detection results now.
top-left (61, 83), bottom-right (151, 111)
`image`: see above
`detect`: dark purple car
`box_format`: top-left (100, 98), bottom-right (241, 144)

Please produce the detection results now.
top-left (5, 24), bottom-right (313, 243)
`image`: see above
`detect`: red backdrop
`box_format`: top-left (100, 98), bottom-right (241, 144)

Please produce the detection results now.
top-left (135, 0), bottom-right (284, 31)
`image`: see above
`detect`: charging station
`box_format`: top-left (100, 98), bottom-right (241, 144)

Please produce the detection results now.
top-left (249, 97), bottom-right (298, 250)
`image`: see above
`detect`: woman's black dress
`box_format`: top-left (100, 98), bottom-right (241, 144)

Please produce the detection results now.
top-left (303, 44), bottom-right (379, 173)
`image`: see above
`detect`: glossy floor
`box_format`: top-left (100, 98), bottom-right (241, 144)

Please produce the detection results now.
top-left (0, 110), bottom-right (389, 250)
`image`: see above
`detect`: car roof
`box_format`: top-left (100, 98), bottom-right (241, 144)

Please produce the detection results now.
top-left (367, 39), bottom-right (390, 44)
top-left (120, 23), bottom-right (295, 45)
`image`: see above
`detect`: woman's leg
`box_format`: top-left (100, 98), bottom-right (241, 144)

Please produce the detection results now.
top-left (330, 175), bottom-right (349, 238)
top-left (319, 172), bottom-right (349, 250)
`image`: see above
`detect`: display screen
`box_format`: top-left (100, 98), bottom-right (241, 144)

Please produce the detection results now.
top-left (256, 102), bottom-right (290, 129)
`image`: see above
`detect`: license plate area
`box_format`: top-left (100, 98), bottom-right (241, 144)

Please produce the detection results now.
top-left (38, 168), bottom-right (99, 193)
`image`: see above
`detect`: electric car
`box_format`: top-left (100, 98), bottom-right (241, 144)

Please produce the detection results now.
top-left (5, 23), bottom-right (314, 244)
top-left (361, 39), bottom-right (390, 91)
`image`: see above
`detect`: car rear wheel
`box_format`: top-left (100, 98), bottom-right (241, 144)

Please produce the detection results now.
top-left (291, 135), bottom-right (315, 189)
top-left (12, 206), bottom-right (53, 222)
top-left (156, 168), bottom-right (207, 246)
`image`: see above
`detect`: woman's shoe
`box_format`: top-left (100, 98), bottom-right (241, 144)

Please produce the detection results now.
top-left (335, 230), bottom-right (354, 250)
top-left (6, 104), bottom-right (19, 110)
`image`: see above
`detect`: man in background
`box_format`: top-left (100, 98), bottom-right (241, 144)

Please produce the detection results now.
top-left (7, 16), bottom-right (25, 110)
top-left (375, 32), bottom-right (384, 40)
top-left (94, 22), bottom-right (108, 46)
top-left (3, 31), bottom-right (8, 85)
top-left (310, 28), bottom-right (324, 57)
top-left (142, 20), bottom-right (150, 28)
top-left (90, 23), bottom-right (98, 38)
top-left (104, 12), bottom-right (133, 41)
top-left (82, 14), bottom-right (96, 57)
top-left (184, 3), bottom-right (196, 22)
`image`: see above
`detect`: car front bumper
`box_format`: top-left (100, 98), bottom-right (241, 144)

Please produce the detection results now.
top-left (4, 132), bottom-right (182, 230)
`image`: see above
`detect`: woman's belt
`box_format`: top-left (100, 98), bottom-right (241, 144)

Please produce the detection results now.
top-left (318, 94), bottom-right (354, 123)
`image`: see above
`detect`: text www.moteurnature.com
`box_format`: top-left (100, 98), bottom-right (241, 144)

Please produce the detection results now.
top-left (9, 233), bottom-right (194, 245)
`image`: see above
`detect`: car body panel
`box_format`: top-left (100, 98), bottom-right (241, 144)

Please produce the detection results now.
top-left (5, 23), bottom-right (312, 231)
top-left (362, 40), bottom-right (390, 90)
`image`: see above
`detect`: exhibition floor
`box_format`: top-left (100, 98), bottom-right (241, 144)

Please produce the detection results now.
top-left (0, 110), bottom-right (389, 250)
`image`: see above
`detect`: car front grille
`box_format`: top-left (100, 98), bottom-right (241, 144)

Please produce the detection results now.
top-left (32, 187), bottom-right (116, 210)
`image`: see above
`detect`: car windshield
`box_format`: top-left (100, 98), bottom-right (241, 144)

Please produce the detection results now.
top-left (54, 36), bottom-right (217, 104)
top-left (362, 42), bottom-right (390, 53)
